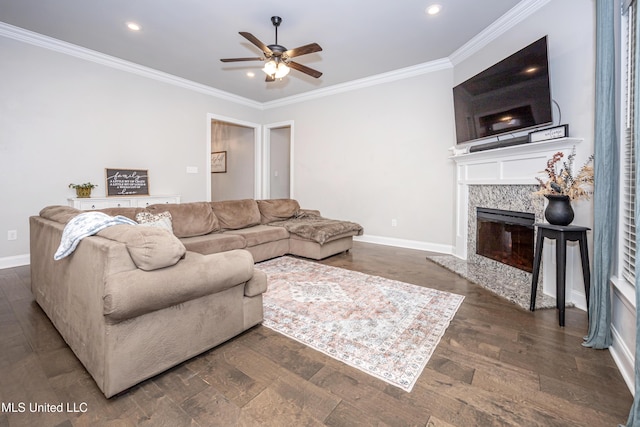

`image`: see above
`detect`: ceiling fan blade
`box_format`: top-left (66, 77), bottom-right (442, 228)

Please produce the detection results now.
top-left (287, 61), bottom-right (323, 78)
top-left (220, 57), bottom-right (263, 62)
top-left (284, 43), bottom-right (322, 59)
top-left (265, 74), bottom-right (276, 82)
top-left (239, 32), bottom-right (273, 55)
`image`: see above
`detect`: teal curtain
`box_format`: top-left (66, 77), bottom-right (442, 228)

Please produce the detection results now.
top-left (584, 0), bottom-right (618, 349)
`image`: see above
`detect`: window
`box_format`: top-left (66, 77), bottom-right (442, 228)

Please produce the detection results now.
top-left (622, 2), bottom-right (637, 286)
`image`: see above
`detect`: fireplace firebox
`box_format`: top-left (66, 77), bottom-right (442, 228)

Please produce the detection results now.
top-left (476, 207), bottom-right (535, 273)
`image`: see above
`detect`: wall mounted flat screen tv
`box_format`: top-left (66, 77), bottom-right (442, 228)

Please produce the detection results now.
top-left (453, 36), bottom-right (553, 145)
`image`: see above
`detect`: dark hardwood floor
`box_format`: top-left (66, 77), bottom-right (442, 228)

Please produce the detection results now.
top-left (0, 242), bottom-right (633, 426)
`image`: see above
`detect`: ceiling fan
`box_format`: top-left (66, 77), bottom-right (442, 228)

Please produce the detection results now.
top-left (220, 16), bottom-right (322, 82)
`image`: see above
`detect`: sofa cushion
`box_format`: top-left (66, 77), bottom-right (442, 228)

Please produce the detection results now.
top-left (136, 211), bottom-right (173, 233)
top-left (257, 199), bottom-right (301, 223)
top-left (97, 224), bottom-right (186, 271)
top-left (226, 225), bottom-right (290, 247)
top-left (181, 233), bottom-right (246, 255)
top-left (39, 205), bottom-right (81, 224)
top-left (146, 202), bottom-right (219, 238)
top-left (211, 199), bottom-right (261, 230)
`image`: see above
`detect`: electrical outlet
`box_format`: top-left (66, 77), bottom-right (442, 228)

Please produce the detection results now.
top-left (391, 219), bottom-right (397, 227)
top-left (7, 230), bottom-right (17, 241)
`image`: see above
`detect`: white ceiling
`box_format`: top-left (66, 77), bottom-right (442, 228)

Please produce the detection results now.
top-left (0, 0), bottom-right (523, 103)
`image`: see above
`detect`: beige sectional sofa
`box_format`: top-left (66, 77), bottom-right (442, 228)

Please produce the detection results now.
top-left (29, 198), bottom-right (362, 398)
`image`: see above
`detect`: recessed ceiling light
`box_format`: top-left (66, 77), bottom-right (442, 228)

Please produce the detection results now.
top-left (426, 4), bottom-right (442, 15)
top-left (126, 22), bottom-right (141, 31)
top-left (247, 72), bottom-right (255, 78)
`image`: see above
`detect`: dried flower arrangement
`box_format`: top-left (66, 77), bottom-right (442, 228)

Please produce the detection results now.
top-left (534, 147), bottom-right (594, 201)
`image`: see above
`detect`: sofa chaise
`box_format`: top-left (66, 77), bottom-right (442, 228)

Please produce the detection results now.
top-left (29, 198), bottom-right (363, 398)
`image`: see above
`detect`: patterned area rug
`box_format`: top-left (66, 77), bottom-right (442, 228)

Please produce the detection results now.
top-left (257, 257), bottom-right (464, 392)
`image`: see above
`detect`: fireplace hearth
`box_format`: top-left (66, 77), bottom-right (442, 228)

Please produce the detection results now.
top-left (476, 208), bottom-right (535, 272)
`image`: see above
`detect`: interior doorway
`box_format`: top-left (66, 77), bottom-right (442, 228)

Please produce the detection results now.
top-left (263, 121), bottom-right (293, 199)
top-left (207, 114), bottom-right (261, 202)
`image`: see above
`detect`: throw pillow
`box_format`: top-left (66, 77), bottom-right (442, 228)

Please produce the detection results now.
top-left (136, 211), bottom-right (173, 233)
top-left (97, 224), bottom-right (186, 271)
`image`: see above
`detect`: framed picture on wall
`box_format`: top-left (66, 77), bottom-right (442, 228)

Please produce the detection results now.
top-left (211, 151), bottom-right (227, 173)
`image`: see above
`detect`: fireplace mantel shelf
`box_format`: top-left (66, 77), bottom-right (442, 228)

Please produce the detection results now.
top-left (452, 137), bottom-right (583, 186)
top-left (450, 137), bottom-right (583, 163)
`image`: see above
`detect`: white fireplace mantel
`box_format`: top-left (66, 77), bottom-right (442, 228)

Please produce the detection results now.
top-left (452, 137), bottom-right (583, 259)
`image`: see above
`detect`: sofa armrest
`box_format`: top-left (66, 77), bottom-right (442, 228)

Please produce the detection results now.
top-left (104, 249), bottom-right (255, 322)
top-left (244, 269), bottom-right (267, 297)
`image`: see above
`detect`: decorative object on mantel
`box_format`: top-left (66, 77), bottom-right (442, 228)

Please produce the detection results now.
top-left (533, 147), bottom-right (594, 225)
top-left (528, 124), bottom-right (569, 143)
top-left (68, 182), bottom-right (97, 198)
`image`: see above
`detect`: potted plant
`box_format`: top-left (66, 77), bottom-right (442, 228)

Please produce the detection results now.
top-left (534, 147), bottom-right (594, 225)
top-left (69, 182), bottom-right (98, 198)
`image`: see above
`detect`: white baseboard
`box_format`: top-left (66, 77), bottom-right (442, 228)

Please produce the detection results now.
top-left (354, 234), bottom-right (454, 254)
top-left (0, 254), bottom-right (30, 270)
top-left (610, 320), bottom-right (636, 396)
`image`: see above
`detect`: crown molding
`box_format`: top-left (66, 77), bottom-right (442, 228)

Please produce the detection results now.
top-left (449, 0), bottom-right (552, 65)
top-left (262, 59), bottom-right (453, 109)
top-left (0, 22), bottom-right (262, 109)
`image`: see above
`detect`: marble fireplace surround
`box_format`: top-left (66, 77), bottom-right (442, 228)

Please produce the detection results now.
top-left (440, 137), bottom-right (584, 309)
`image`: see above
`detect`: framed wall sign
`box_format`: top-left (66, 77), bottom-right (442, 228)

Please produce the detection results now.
top-left (211, 151), bottom-right (227, 173)
top-left (528, 124), bottom-right (569, 143)
top-left (105, 168), bottom-right (149, 196)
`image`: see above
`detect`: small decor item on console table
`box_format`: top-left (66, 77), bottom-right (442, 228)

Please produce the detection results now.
top-left (533, 147), bottom-right (594, 226)
top-left (69, 182), bottom-right (98, 198)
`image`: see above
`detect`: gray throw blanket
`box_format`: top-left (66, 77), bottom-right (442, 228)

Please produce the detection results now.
top-left (54, 212), bottom-right (137, 260)
top-left (269, 212), bottom-right (363, 245)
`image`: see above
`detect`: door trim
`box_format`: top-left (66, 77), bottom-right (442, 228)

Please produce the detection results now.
top-left (206, 113), bottom-right (262, 201)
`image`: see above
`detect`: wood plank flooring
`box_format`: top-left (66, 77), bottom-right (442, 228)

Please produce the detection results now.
top-left (0, 242), bottom-right (633, 426)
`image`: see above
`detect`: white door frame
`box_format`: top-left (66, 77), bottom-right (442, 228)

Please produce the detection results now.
top-left (262, 120), bottom-right (294, 199)
top-left (206, 113), bottom-right (262, 201)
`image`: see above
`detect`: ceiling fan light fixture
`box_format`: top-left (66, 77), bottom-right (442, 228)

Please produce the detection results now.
top-left (262, 59), bottom-right (277, 76)
top-left (274, 62), bottom-right (290, 78)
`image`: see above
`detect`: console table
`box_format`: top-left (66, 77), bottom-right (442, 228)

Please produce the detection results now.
top-left (529, 223), bottom-right (590, 327)
top-left (68, 195), bottom-right (180, 210)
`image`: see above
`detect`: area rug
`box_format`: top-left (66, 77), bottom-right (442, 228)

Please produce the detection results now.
top-left (257, 257), bottom-right (464, 392)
